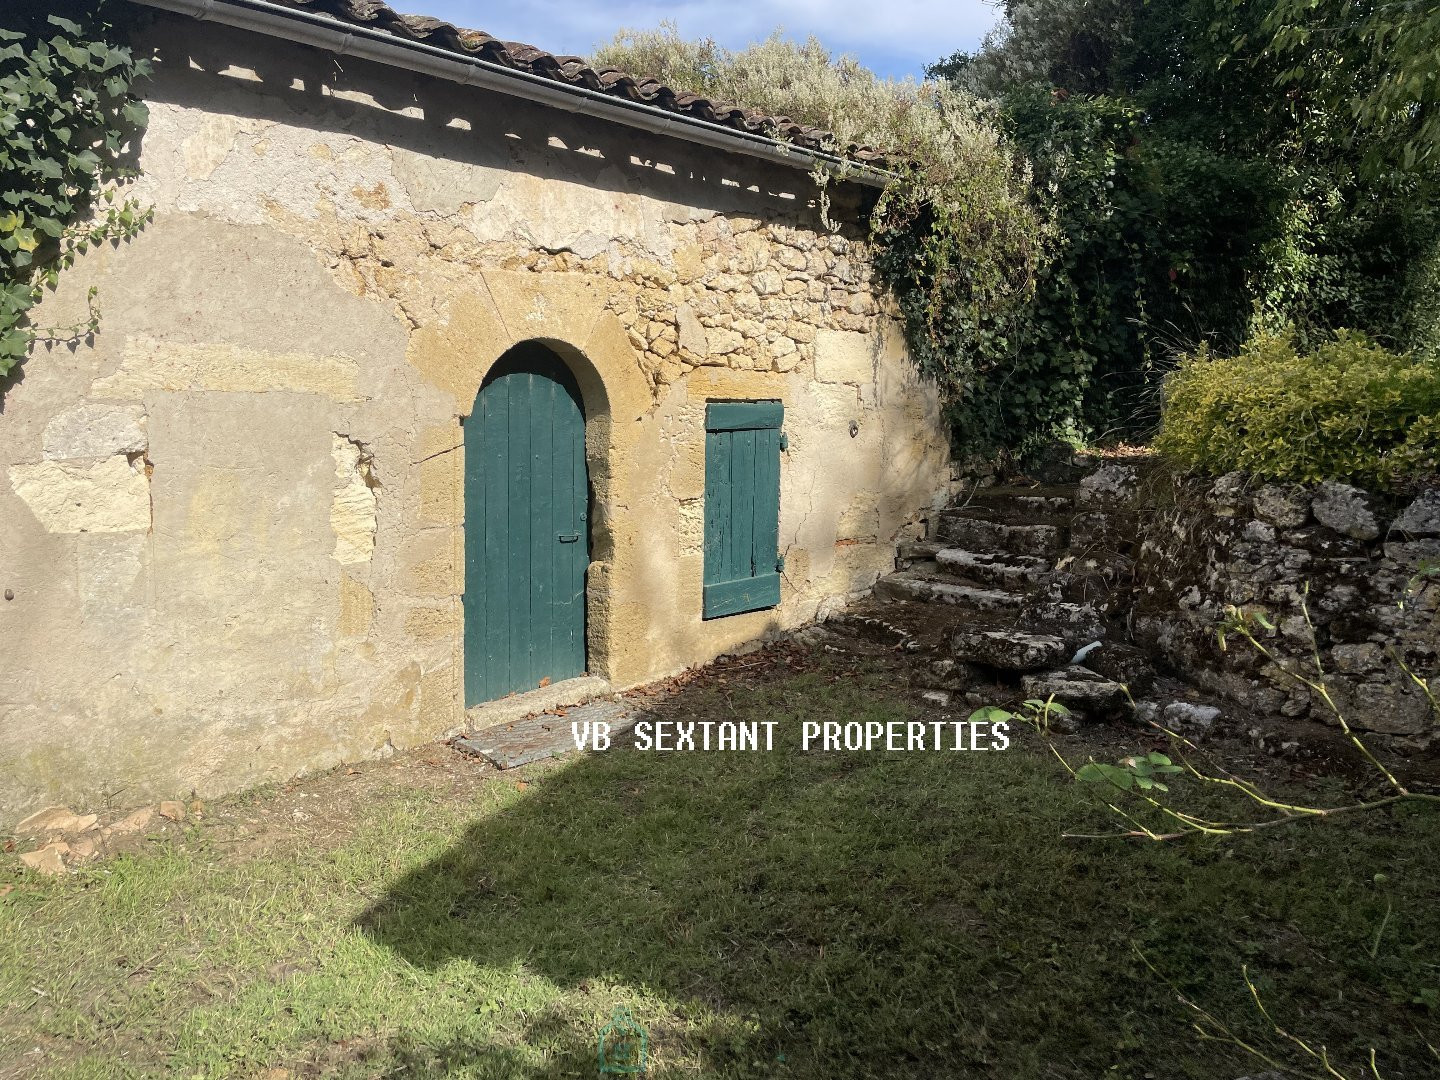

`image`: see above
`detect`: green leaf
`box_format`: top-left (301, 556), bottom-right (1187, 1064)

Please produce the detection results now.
top-left (968, 706), bottom-right (1015, 724)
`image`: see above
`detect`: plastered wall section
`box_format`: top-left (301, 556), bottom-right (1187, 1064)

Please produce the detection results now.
top-left (0, 14), bottom-right (951, 822)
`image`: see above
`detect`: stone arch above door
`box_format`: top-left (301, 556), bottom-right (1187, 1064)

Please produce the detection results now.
top-left (405, 270), bottom-right (651, 698)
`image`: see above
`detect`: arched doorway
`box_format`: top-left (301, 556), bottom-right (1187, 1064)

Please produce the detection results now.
top-left (463, 342), bottom-right (589, 706)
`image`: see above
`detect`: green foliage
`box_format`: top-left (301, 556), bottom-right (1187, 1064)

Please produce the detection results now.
top-left (1252, 0), bottom-right (1440, 176)
top-left (0, 1), bottom-right (151, 378)
top-left (928, 0), bottom-right (1440, 456)
top-left (1077, 752), bottom-right (1184, 793)
top-left (917, 0), bottom-right (1285, 454)
top-left (1155, 330), bottom-right (1440, 487)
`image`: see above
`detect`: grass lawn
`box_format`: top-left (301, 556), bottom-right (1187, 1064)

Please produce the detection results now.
top-left (2, 648), bottom-right (1437, 1078)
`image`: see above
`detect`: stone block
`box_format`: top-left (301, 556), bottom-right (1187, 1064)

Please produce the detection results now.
top-left (1312, 481), bottom-right (1380, 540)
top-left (1252, 483), bottom-right (1310, 528)
top-left (9, 456), bottom-right (150, 534)
top-left (814, 328), bottom-right (874, 385)
top-left (1075, 464), bottom-right (1138, 508)
top-left (1391, 488), bottom-right (1440, 537)
top-left (43, 404), bottom-right (147, 460)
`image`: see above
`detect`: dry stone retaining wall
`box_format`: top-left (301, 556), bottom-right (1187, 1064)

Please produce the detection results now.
top-left (1131, 473), bottom-right (1440, 741)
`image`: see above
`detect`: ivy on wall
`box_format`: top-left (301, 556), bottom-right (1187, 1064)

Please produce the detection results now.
top-left (0, 1), bottom-right (151, 378)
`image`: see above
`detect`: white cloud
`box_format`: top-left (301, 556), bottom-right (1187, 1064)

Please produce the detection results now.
top-left (411, 0), bottom-right (1002, 78)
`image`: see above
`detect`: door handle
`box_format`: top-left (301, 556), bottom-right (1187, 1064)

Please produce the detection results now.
top-left (557, 533), bottom-right (580, 543)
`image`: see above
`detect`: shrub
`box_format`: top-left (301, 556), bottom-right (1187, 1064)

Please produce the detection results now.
top-left (1154, 330), bottom-right (1440, 489)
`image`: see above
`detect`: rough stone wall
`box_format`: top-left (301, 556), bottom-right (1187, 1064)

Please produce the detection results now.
top-left (1131, 473), bottom-right (1440, 741)
top-left (0, 15), bottom-right (953, 824)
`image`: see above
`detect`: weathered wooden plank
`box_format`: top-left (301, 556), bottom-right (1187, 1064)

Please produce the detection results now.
top-left (559, 377), bottom-right (587, 676)
top-left (705, 400), bottom-right (784, 432)
top-left (481, 377), bottom-right (510, 702)
top-left (531, 372), bottom-right (555, 686)
top-left (732, 426), bottom-right (756, 579)
top-left (703, 573), bottom-right (782, 618)
top-left (754, 423), bottom-right (781, 575)
top-left (704, 427), bottom-right (731, 587)
top-left (462, 399), bottom-right (484, 706)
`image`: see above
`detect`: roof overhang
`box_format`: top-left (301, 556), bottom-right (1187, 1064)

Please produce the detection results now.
top-left (129, 0), bottom-right (892, 188)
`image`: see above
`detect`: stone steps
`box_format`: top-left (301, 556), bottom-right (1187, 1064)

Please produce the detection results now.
top-left (949, 628), bottom-right (1071, 672)
top-left (934, 510), bottom-right (1063, 557)
top-left (872, 476), bottom-right (1138, 724)
top-left (873, 573), bottom-right (1025, 611)
top-left (864, 465), bottom-right (1234, 733)
top-left (934, 547), bottom-right (1053, 588)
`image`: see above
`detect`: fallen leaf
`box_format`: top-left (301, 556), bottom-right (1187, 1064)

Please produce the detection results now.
top-left (346, 768), bottom-right (360, 775)
top-left (538, 676), bottom-right (551, 688)
top-left (515, 781), bottom-right (529, 792)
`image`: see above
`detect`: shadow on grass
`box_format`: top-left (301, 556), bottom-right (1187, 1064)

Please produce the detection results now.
top-left (355, 660), bottom-right (1439, 1079)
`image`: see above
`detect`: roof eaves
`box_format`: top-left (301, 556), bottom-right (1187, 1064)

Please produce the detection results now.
top-left (130, 0), bottom-right (893, 187)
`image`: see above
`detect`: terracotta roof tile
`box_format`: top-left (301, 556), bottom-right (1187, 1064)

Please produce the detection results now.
top-left (263, 0), bottom-right (889, 167)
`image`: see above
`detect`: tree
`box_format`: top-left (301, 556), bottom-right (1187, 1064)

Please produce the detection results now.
top-left (1256, 0), bottom-right (1440, 175)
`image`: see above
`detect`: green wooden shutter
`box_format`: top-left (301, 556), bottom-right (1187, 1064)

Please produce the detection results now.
top-left (703, 400), bottom-right (783, 619)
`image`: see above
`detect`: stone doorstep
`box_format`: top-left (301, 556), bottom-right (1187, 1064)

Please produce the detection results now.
top-left (457, 674), bottom-right (612, 735)
top-left (454, 678), bottom-right (626, 769)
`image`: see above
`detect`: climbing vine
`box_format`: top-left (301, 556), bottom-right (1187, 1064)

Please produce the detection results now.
top-left (0, 1), bottom-right (151, 378)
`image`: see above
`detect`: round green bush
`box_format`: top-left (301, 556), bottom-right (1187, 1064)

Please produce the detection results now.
top-left (1155, 330), bottom-right (1440, 489)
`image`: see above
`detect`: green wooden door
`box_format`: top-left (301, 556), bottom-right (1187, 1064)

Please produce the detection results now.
top-left (703, 400), bottom-right (783, 618)
top-left (463, 343), bottom-right (588, 706)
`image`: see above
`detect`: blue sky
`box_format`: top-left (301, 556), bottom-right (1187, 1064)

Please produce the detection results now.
top-left (407, 1), bottom-right (1004, 81)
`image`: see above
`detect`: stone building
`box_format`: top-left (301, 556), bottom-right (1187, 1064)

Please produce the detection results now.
top-left (0, 0), bottom-right (953, 822)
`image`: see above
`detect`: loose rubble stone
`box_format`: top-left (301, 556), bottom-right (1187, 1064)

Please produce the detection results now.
top-left (950, 629), bottom-right (1069, 672)
top-left (1242, 520), bottom-right (1277, 543)
top-left (1021, 666), bottom-right (1130, 722)
top-left (68, 836), bottom-right (97, 861)
top-left (1331, 642), bottom-right (1385, 675)
top-left (919, 690), bottom-right (952, 707)
top-left (1083, 642), bottom-right (1157, 695)
top-left (108, 806), bottom-right (158, 835)
top-left (1391, 488), bottom-right (1440, 537)
top-left (926, 658), bottom-right (982, 690)
top-left (1162, 702), bottom-right (1222, 731)
top-left (19, 843), bottom-right (69, 876)
top-left (1069, 510), bottom-right (1132, 549)
top-left (1252, 484), bottom-right (1310, 528)
top-left (826, 614), bottom-right (911, 646)
top-left (1311, 481), bottom-right (1380, 540)
top-left (15, 806), bottom-right (86, 835)
top-left (1208, 472), bottom-right (1251, 517)
top-left (157, 800), bottom-right (187, 822)
top-left (1132, 701), bottom-right (1161, 726)
top-left (1076, 464), bottom-right (1138, 508)
top-left (1330, 681), bottom-right (1433, 736)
